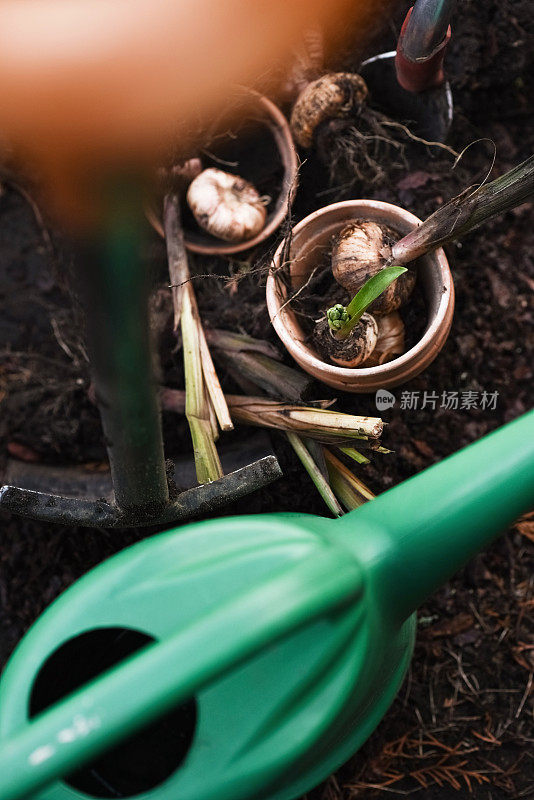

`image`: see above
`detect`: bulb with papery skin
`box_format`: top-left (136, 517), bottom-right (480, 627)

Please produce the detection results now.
top-left (362, 311), bottom-right (405, 367)
top-left (330, 312), bottom-right (378, 367)
top-left (331, 221), bottom-right (416, 315)
top-left (186, 168), bottom-right (267, 242)
top-left (314, 311), bottom-right (378, 368)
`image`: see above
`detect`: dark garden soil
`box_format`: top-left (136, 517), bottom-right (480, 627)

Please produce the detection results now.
top-left (1, 0), bottom-right (533, 797)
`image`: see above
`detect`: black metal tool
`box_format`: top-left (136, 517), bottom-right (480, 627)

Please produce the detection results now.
top-left (1, 190), bottom-right (281, 528)
top-left (360, 0), bottom-right (455, 143)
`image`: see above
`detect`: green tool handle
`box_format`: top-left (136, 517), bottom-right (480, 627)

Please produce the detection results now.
top-left (75, 186), bottom-right (169, 515)
top-left (339, 410), bottom-right (534, 624)
top-left (0, 546), bottom-right (362, 800)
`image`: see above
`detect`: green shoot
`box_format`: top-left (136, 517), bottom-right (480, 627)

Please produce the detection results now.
top-left (286, 433), bottom-right (343, 517)
top-left (338, 446), bottom-right (370, 465)
top-left (327, 265), bottom-right (408, 339)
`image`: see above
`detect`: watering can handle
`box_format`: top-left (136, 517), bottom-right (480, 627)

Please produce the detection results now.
top-left (0, 544), bottom-right (362, 800)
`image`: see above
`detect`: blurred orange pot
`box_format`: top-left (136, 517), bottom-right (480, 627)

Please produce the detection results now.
top-left (266, 200), bottom-right (455, 393)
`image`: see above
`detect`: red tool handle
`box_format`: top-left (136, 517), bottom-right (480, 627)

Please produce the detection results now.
top-left (395, 6), bottom-right (451, 93)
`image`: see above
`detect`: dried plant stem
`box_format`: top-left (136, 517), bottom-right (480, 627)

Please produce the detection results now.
top-left (163, 193), bottom-right (188, 330)
top-left (164, 193), bottom-right (232, 432)
top-left (204, 328), bottom-right (281, 360)
top-left (283, 406), bottom-right (382, 438)
top-left (161, 388), bottom-right (383, 444)
top-left (215, 349), bottom-right (313, 401)
top-left (227, 399), bottom-right (382, 441)
top-left (324, 448), bottom-right (375, 510)
top-left (163, 194), bottom-right (232, 483)
top-left (206, 381), bottom-right (219, 442)
top-left (304, 437), bottom-right (329, 479)
top-left (181, 289), bottom-right (223, 483)
top-left (392, 155), bottom-right (534, 264)
top-left (286, 432), bottom-right (343, 517)
top-left (197, 325), bottom-right (233, 431)
top-left (206, 328), bottom-right (312, 400)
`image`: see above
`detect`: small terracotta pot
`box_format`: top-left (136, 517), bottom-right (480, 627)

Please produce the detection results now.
top-left (149, 88), bottom-right (298, 256)
top-left (266, 200), bottom-right (454, 393)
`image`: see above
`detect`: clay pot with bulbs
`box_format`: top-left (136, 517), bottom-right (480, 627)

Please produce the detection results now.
top-left (267, 152), bottom-right (534, 391)
top-left (331, 222), bottom-right (417, 314)
top-left (148, 87), bottom-right (298, 255)
top-left (266, 200), bottom-right (454, 393)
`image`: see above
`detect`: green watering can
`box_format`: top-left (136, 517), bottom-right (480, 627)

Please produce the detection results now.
top-left (0, 411), bottom-right (533, 800)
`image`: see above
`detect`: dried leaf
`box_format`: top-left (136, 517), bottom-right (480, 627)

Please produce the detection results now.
top-left (7, 441), bottom-right (40, 462)
top-left (397, 171), bottom-right (440, 191)
top-left (515, 512), bottom-right (534, 542)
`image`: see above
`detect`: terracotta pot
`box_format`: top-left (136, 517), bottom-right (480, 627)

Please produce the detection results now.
top-left (149, 88), bottom-right (298, 255)
top-left (266, 200), bottom-right (454, 393)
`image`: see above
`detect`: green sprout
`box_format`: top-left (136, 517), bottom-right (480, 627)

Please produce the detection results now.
top-left (326, 265), bottom-right (408, 339)
top-left (326, 304), bottom-right (350, 331)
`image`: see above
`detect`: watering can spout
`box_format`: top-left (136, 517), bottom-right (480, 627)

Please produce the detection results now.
top-left (338, 411), bottom-right (534, 624)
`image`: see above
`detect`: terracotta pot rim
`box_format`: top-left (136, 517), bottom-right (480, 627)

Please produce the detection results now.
top-left (149, 87), bottom-right (298, 255)
top-left (266, 200), bottom-right (455, 390)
